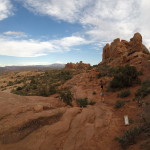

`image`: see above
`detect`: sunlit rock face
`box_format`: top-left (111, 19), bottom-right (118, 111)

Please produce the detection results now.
top-left (102, 33), bottom-right (150, 66)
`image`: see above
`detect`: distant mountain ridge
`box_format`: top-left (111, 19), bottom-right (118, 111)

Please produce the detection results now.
top-left (0, 63), bottom-right (65, 72)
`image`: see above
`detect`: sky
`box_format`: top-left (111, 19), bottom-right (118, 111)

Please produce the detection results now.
top-left (0, 0), bottom-right (150, 66)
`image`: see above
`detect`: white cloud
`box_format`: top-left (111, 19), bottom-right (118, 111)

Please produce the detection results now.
top-left (18, 0), bottom-right (89, 23)
top-left (52, 36), bottom-right (89, 49)
top-left (0, 0), bottom-right (149, 56)
top-left (0, 36), bottom-right (89, 57)
top-left (3, 31), bottom-right (28, 38)
top-left (0, 0), bottom-right (14, 20)
top-left (17, 0), bottom-right (150, 48)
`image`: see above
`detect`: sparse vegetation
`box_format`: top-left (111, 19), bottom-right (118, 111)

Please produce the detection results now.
top-left (117, 89), bottom-right (130, 98)
top-left (77, 98), bottom-right (88, 107)
top-left (114, 100), bottom-right (126, 109)
top-left (59, 89), bottom-right (73, 106)
top-left (57, 70), bottom-right (73, 81)
top-left (11, 69), bottom-right (73, 96)
top-left (135, 80), bottom-right (150, 100)
top-left (7, 81), bottom-right (13, 86)
top-left (116, 126), bottom-right (143, 149)
top-left (97, 65), bottom-right (126, 78)
top-left (109, 65), bottom-right (140, 90)
top-left (129, 118), bottom-right (134, 124)
top-left (97, 65), bottom-right (141, 92)
top-left (38, 86), bottom-right (51, 97)
top-left (76, 98), bottom-right (96, 107)
top-left (16, 86), bottom-right (23, 91)
top-left (96, 65), bottom-right (112, 78)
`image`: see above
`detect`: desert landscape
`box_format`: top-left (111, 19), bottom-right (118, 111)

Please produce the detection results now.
top-left (0, 33), bottom-right (150, 150)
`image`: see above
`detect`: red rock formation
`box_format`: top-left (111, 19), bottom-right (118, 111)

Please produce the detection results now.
top-left (65, 63), bottom-right (75, 69)
top-left (65, 61), bottom-right (91, 70)
top-left (102, 33), bottom-right (150, 66)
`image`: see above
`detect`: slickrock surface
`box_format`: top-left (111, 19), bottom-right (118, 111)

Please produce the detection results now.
top-left (0, 84), bottom-right (141, 150)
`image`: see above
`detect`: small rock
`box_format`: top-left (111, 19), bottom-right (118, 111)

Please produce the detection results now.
top-left (33, 104), bottom-right (43, 113)
top-left (71, 100), bottom-right (78, 107)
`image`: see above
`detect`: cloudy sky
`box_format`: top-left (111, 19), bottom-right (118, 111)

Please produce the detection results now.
top-left (0, 0), bottom-right (150, 66)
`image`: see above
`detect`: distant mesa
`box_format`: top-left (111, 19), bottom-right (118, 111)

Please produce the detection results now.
top-left (65, 61), bottom-right (91, 70)
top-left (102, 32), bottom-right (150, 66)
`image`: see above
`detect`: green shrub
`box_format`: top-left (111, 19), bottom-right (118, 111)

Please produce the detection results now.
top-left (11, 89), bottom-right (26, 96)
top-left (97, 65), bottom-right (113, 78)
top-left (114, 100), bottom-right (126, 109)
top-left (37, 85), bottom-right (56, 97)
top-left (116, 126), bottom-right (143, 148)
top-left (38, 86), bottom-right (50, 97)
top-left (117, 89), bottom-right (130, 98)
top-left (135, 80), bottom-right (150, 100)
top-left (77, 98), bottom-right (88, 107)
top-left (7, 81), bottom-right (13, 86)
top-left (58, 70), bottom-right (73, 81)
top-left (107, 67), bottom-right (118, 77)
top-left (109, 65), bottom-right (140, 90)
top-left (16, 86), bottom-right (23, 91)
top-left (49, 85), bottom-right (57, 95)
top-left (129, 118), bottom-right (134, 124)
top-left (59, 89), bottom-right (73, 106)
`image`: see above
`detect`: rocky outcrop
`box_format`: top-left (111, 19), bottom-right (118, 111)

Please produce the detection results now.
top-left (102, 33), bottom-right (150, 66)
top-left (65, 61), bottom-right (91, 70)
